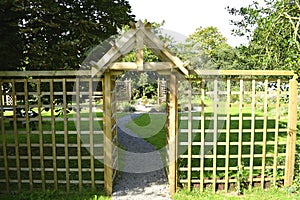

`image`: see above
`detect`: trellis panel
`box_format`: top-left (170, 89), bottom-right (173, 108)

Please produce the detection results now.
top-left (0, 73), bottom-right (104, 193)
top-left (177, 73), bottom-right (298, 192)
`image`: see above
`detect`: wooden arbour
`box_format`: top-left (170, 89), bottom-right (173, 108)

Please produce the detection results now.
top-left (91, 20), bottom-right (299, 196)
top-left (0, 21), bottom-right (298, 196)
top-left (92, 20), bottom-right (188, 196)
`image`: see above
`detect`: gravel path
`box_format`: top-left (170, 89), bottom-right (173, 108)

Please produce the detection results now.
top-left (112, 113), bottom-right (171, 200)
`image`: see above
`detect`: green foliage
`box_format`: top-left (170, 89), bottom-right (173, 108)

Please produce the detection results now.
top-left (235, 163), bottom-right (249, 195)
top-left (157, 102), bottom-right (167, 112)
top-left (174, 187), bottom-right (299, 200)
top-left (0, 0), bottom-right (24, 70)
top-left (0, 189), bottom-right (110, 200)
top-left (228, 0), bottom-right (300, 73)
top-left (125, 113), bottom-right (167, 150)
top-left (0, 0), bottom-right (134, 70)
top-left (181, 26), bottom-right (239, 70)
top-left (291, 127), bottom-right (300, 192)
top-left (117, 20), bottom-right (173, 101)
top-left (117, 102), bottom-right (136, 112)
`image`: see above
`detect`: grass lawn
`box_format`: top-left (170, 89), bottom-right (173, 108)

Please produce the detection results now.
top-left (1, 106), bottom-right (299, 199)
top-left (125, 110), bottom-right (300, 198)
top-left (0, 110), bottom-right (107, 199)
top-left (125, 113), bottom-right (167, 150)
top-left (174, 187), bottom-right (299, 200)
top-left (0, 189), bottom-right (110, 200)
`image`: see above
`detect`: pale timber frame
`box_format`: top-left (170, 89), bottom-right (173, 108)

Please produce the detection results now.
top-left (90, 20), bottom-right (189, 196)
top-left (84, 20), bottom-right (299, 195)
top-left (0, 20), bottom-right (298, 196)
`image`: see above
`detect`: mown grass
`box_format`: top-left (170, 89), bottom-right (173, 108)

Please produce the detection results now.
top-left (125, 109), bottom-right (300, 198)
top-left (0, 189), bottom-right (110, 200)
top-left (125, 113), bottom-right (167, 150)
top-left (174, 186), bottom-right (299, 200)
top-left (1, 105), bottom-right (299, 199)
top-left (0, 110), bottom-right (107, 199)
top-left (126, 111), bottom-right (288, 177)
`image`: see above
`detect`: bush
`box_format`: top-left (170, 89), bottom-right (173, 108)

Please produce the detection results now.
top-left (118, 102), bottom-right (136, 112)
top-left (157, 102), bottom-right (166, 112)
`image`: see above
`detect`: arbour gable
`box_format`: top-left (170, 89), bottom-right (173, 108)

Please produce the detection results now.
top-left (90, 20), bottom-right (189, 76)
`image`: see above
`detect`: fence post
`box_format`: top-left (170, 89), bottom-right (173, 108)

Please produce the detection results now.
top-left (284, 74), bottom-right (298, 186)
top-left (168, 72), bottom-right (178, 196)
top-left (103, 72), bottom-right (113, 195)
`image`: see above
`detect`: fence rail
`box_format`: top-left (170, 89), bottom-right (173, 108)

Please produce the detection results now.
top-left (177, 72), bottom-right (298, 192)
top-left (0, 70), bottom-right (298, 194)
top-left (0, 73), bottom-right (104, 193)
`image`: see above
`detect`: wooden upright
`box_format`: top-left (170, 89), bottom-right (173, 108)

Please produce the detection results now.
top-left (167, 72), bottom-right (178, 196)
top-left (284, 74), bottom-right (298, 186)
top-left (93, 20), bottom-right (189, 196)
top-left (103, 72), bottom-right (113, 195)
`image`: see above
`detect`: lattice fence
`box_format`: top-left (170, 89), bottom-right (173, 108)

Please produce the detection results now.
top-left (177, 72), bottom-right (298, 192)
top-left (0, 72), bottom-right (104, 193)
top-left (0, 70), bottom-right (298, 195)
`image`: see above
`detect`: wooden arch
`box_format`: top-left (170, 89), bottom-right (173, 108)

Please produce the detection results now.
top-left (92, 20), bottom-right (190, 196)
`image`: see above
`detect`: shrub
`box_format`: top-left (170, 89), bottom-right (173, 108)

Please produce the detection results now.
top-left (157, 102), bottom-right (166, 112)
top-left (118, 102), bottom-right (136, 112)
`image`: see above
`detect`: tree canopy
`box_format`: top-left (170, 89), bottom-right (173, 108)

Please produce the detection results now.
top-left (228, 0), bottom-right (300, 74)
top-left (179, 26), bottom-right (239, 70)
top-left (0, 0), bottom-right (134, 70)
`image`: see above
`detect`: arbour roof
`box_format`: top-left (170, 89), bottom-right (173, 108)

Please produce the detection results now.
top-left (91, 20), bottom-right (189, 76)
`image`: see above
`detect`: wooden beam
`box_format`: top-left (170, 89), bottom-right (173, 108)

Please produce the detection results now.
top-left (168, 72), bottom-right (178, 197)
top-left (284, 75), bottom-right (298, 186)
top-left (0, 69), bottom-right (295, 79)
top-left (136, 30), bottom-right (144, 70)
top-left (193, 70), bottom-right (295, 76)
top-left (109, 62), bottom-right (174, 71)
top-left (118, 37), bottom-right (136, 55)
top-left (142, 28), bottom-right (189, 75)
top-left (91, 48), bottom-right (122, 75)
top-left (157, 70), bottom-right (172, 75)
top-left (103, 72), bottom-right (113, 195)
top-left (91, 28), bottom-right (138, 75)
top-left (0, 70), bottom-right (92, 77)
top-left (159, 48), bottom-right (189, 75)
top-left (142, 28), bottom-right (164, 49)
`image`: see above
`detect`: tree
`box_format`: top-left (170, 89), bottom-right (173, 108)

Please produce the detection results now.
top-left (180, 26), bottom-right (239, 70)
top-left (0, 0), bottom-right (24, 70)
top-left (0, 0), bottom-right (134, 70)
top-left (117, 20), bottom-right (167, 100)
top-left (228, 0), bottom-right (300, 74)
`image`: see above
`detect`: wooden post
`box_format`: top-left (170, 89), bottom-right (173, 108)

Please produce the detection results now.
top-left (37, 79), bottom-right (45, 192)
top-left (111, 77), bottom-right (118, 181)
top-left (11, 80), bottom-right (21, 192)
top-left (24, 79), bottom-right (33, 192)
top-left (0, 81), bottom-right (9, 192)
top-left (212, 79), bottom-right (218, 193)
top-left (75, 78), bottom-right (83, 193)
top-left (261, 79), bottom-right (268, 188)
top-left (284, 75), bottom-right (298, 186)
top-left (273, 79), bottom-right (281, 185)
top-left (136, 30), bottom-right (144, 70)
top-left (168, 72), bottom-right (178, 196)
top-left (238, 79), bottom-right (243, 169)
top-left (50, 79), bottom-right (58, 190)
top-left (103, 72), bottom-right (113, 195)
top-left (63, 79), bottom-right (70, 192)
top-left (249, 79), bottom-right (256, 190)
top-left (157, 78), bottom-right (160, 105)
top-left (225, 79), bottom-right (231, 192)
top-left (89, 78), bottom-right (95, 190)
top-left (187, 81), bottom-right (192, 191)
top-left (200, 79), bottom-right (205, 192)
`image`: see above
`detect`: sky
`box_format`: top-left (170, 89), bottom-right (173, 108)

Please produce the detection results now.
top-left (127, 0), bottom-right (265, 46)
